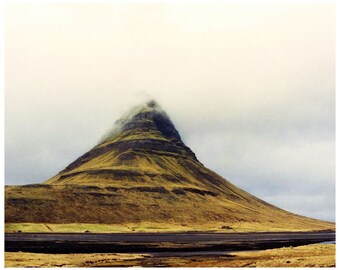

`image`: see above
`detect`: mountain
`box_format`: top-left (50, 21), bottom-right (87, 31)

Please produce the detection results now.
top-left (5, 100), bottom-right (334, 232)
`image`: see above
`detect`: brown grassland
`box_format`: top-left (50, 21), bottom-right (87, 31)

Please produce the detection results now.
top-left (5, 181), bottom-right (334, 233)
top-left (5, 244), bottom-right (335, 267)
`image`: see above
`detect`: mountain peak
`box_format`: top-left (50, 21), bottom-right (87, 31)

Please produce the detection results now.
top-left (51, 100), bottom-right (199, 177)
top-left (101, 100), bottom-right (182, 143)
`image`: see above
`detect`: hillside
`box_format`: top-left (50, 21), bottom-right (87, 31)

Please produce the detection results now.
top-left (5, 100), bottom-right (334, 232)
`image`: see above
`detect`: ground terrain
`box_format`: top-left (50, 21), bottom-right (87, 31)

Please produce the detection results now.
top-left (5, 244), bottom-right (335, 267)
top-left (5, 183), bottom-right (334, 232)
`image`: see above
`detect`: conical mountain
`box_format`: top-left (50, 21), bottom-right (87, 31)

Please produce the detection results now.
top-left (5, 100), bottom-right (334, 232)
top-left (45, 100), bottom-right (204, 187)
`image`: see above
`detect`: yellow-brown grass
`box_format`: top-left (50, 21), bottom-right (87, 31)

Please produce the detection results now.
top-left (5, 183), bottom-right (334, 232)
top-left (5, 244), bottom-right (335, 267)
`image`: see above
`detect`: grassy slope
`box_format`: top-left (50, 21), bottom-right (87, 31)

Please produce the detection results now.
top-left (5, 183), bottom-right (334, 232)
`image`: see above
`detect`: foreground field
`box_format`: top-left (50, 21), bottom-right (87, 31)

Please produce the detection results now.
top-left (5, 244), bottom-right (335, 267)
top-left (5, 222), bottom-right (335, 233)
top-left (193, 244), bottom-right (336, 267)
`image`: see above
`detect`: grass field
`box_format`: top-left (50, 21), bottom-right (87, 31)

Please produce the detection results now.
top-left (5, 244), bottom-right (335, 267)
top-left (5, 222), bottom-right (193, 233)
top-left (6, 221), bottom-right (335, 233)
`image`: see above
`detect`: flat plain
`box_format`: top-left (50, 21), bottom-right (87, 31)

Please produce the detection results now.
top-left (5, 244), bottom-right (335, 267)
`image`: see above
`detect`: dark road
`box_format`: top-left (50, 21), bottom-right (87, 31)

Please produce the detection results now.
top-left (5, 231), bottom-right (335, 254)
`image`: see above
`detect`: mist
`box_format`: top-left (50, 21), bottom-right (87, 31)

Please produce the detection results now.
top-left (99, 99), bottom-right (168, 143)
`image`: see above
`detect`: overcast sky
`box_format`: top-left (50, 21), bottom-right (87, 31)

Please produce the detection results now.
top-left (5, 3), bottom-right (335, 222)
